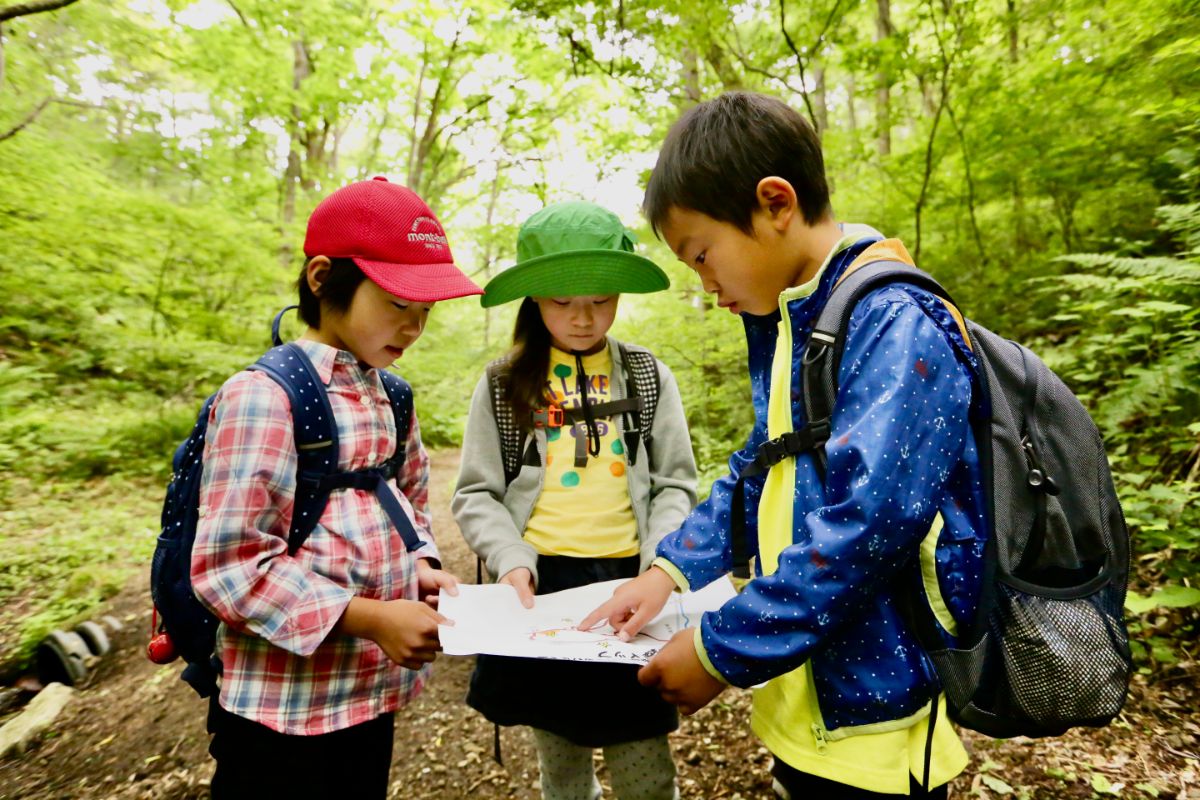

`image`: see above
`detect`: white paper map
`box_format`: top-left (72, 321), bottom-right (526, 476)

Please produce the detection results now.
top-left (438, 577), bottom-right (737, 665)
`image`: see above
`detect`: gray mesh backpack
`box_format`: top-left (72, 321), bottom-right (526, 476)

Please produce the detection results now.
top-left (485, 343), bottom-right (660, 486)
top-left (740, 257), bottom-right (1133, 740)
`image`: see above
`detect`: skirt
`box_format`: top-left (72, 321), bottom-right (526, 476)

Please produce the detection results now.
top-left (466, 554), bottom-right (679, 747)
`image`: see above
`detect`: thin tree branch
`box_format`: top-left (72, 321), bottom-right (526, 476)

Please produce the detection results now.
top-left (0, 0), bottom-right (78, 23)
top-left (945, 99), bottom-right (987, 266)
top-left (0, 96), bottom-right (49, 142)
top-left (561, 27), bottom-right (653, 97)
top-left (913, 0), bottom-right (966, 261)
top-left (224, 0), bottom-right (249, 27)
top-left (777, 0), bottom-right (818, 131)
top-left (810, 0), bottom-right (846, 55)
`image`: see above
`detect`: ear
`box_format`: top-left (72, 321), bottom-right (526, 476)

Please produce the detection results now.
top-left (306, 256), bottom-right (332, 296)
top-left (755, 177), bottom-right (799, 232)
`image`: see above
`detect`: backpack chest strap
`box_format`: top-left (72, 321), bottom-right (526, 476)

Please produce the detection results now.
top-left (298, 467), bottom-right (426, 553)
top-left (534, 397), bottom-right (647, 469)
top-left (728, 420), bottom-right (832, 578)
top-left (557, 397), bottom-right (643, 424)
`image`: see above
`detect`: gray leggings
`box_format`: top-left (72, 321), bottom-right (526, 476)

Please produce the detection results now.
top-left (532, 728), bottom-right (679, 800)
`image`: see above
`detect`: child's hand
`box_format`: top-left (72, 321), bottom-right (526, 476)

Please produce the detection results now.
top-left (338, 597), bottom-right (449, 671)
top-left (372, 599), bottom-right (448, 671)
top-left (638, 629), bottom-right (727, 715)
top-left (578, 566), bottom-right (676, 641)
top-left (416, 558), bottom-right (459, 609)
top-left (499, 567), bottom-right (536, 609)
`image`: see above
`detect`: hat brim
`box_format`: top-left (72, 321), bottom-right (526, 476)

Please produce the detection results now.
top-left (481, 249), bottom-right (669, 308)
top-left (354, 258), bottom-right (484, 302)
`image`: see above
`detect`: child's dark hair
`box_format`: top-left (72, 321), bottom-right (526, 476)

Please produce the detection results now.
top-left (643, 91), bottom-right (830, 237)
top-left (502, 298), bottom-right (554, 432)
top-left (296, 257), bottom-right (369, 327)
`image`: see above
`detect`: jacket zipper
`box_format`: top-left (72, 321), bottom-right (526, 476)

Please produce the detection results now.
top-left (805, 662), bottom-right (830, 753)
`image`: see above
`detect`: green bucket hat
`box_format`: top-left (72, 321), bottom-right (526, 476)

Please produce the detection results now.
top-left (481, 201), bottom-right (669, 308)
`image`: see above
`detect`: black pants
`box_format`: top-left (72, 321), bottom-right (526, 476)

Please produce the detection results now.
top-left (772, 758), bottom-right (949, 799)
top-left (206, 696), bottom-right (394, 799)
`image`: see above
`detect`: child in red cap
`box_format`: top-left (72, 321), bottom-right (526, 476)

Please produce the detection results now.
top-left (190, 177), bottom-right (482, 798)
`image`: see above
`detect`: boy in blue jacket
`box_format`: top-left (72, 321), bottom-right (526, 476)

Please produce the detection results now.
top-left (582, 91), bottom-right (987, 798)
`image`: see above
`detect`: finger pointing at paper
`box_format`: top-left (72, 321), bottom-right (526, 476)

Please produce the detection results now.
top-left (578, 565), bottom-right (677, 641)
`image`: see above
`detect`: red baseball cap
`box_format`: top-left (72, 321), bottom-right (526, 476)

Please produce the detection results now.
top-left (303, 177), bottom-right (483, 302)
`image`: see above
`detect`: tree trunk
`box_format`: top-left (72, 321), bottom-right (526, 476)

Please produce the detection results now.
top-left (1007, 0), bottom-right (1019, 63)
top-left (681, 47), bottom-right (701, 104)
top-left (813, 63), bottom-right (828, 135)
top-left (280, 39), bottom-right (311, 269)
top-left (875, 0), bottom-right (892, 156)
top-left (405, 48), bottom-right (428, 187)
top-left (407, 31), bottom-right (460, 195)
top-left (846, 74), bottom-right (858, 133)
top-left (1006, 0), bottom-right (1027, 253)
top-left (705, 42), bottom-right (743, 91)
top-left (480, 166), bottom-right (504, 351)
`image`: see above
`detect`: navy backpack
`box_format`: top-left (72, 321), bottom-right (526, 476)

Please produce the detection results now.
top-left (149, 307), bottom-right (425, 697)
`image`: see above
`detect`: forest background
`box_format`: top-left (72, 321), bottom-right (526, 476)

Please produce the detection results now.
top-left (0, 0), bottom-right (1196, 683)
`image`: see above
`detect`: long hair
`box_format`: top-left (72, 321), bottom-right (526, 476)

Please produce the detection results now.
top-left (503, 298), bottom-right (553, 432)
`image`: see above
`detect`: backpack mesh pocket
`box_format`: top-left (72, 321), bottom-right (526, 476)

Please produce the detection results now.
top-left (992, 581), bottom-right (1131, 728)
top-left (929, 579), bottom-right (1131, 737)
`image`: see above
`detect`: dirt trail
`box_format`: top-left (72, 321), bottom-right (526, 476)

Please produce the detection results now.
top-left (0, 450), bottom-right (1195, 799)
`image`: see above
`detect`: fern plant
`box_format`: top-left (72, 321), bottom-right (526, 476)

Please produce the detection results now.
top-left (1045, 203), bottom-right (1200, 587)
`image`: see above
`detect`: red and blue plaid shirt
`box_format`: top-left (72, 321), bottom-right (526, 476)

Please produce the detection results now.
top-left (191, 339), bottom-right (439, 735)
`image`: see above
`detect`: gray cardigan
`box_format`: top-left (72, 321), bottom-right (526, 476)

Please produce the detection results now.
top-left (452, 337), bottom-right (699, 586)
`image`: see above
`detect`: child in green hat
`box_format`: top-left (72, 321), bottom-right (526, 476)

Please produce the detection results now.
top-left (453, 201), bottom-right (698, 800)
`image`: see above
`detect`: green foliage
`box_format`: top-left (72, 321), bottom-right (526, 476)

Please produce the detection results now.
top-left (0, 478), bottom-right (159, 667)
top-left (1041, 203), bottom-right (1200, 584)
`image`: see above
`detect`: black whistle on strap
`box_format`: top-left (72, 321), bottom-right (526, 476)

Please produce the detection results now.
top-left (624, 429), bottom-right (640, 466)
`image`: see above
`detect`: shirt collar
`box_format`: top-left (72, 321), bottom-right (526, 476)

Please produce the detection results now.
top-left (776, 234), bottom-right (849, 308)
top-left (294, 338), bottom-right (360, 385)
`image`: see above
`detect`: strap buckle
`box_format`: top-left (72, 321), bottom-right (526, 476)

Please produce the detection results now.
top-left (532, 405), bottom-right (564, 428)
top-left (752, 420), bottom-right (833, 471)
top-left (758, 437), bottom-right (789, 468)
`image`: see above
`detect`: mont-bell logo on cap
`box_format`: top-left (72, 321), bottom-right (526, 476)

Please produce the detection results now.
top-left (408, 216), bottom-right (449, 251)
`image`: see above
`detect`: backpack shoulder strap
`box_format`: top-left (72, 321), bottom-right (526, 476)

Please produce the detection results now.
top-left (485, 358), bottom-right (524, 485)
top-left (248, 342), bottom-right (338, 555)
top-left (727, 241), bottom-right (960, 578)
top-left (377, 369), bottom-right (414, 479)
top-left (616, 342), bottom-right (661, 468)
top-left (618, 343), bottom-right (660, 438)
top-left (803, 241), bottom-right (965, 476)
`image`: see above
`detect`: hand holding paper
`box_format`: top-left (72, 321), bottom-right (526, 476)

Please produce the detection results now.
top-left (638, 628), bottom-right (727, 715)
top-left (438, 576), bottom-right (736, 665)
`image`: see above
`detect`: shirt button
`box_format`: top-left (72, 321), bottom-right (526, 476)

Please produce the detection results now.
top-left (360, 395), bottom-right (372, 406)
top-left (367, 450), bottom-right (378, 464)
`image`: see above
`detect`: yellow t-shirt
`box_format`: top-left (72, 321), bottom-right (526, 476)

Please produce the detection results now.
top-left (718, 236), bottom-right (969, 793)
top-left (522, 346), bottom-right (639, 559)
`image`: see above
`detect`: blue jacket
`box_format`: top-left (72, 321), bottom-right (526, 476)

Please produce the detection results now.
top-left (656, 233), bottom-right (989, 736)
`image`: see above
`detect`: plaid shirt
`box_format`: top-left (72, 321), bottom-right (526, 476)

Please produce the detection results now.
top-left (191, 339), bottom-right (439, 735)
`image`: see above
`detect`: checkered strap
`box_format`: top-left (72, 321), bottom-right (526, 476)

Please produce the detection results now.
top-left (487, 348), bottom-right (660, 485)
top-left (618, 343), bottom-right (660, 451)
top-left (486, 359), bottom-right (524, 485)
